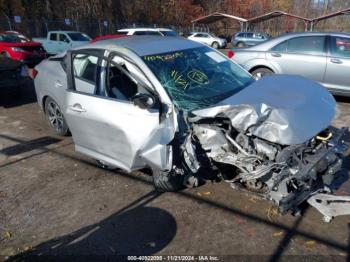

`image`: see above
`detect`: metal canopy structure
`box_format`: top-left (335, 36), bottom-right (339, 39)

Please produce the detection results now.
top-left (191, 12), bottom-right (248, 31)
top-left (310, 8), bottom-right (350, 31)
top-left (191, 8), bottom-right (350, 32)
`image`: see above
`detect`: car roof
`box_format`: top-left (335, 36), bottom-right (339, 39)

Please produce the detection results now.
top-left (118, 28), bottom-right (174, 32)
top-left (246, 31), bottom-right (350, 51)
top-left (81, 36), bottom-right (202, 56)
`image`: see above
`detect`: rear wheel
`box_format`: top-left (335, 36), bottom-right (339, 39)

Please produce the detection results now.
top-left (237, 42), bottom-right (245, 48)
top-left (152, 168), bottom-right (183, 192)
top-left (211, 41), bottom-right (219, 49)
top-left (251, 67), bottom-right (274, 79)
top-left (45, 97), bottom-right (69, 136)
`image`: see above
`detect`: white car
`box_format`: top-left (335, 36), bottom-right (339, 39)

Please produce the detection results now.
top-left (33, 31), bottom-right (91, 55)
top-left (117, 28), bottom-right (177, 37)
top-left (187, 32), bottom-right (226, 49)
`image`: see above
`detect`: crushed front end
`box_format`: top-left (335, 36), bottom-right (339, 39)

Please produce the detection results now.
top-left (185, 121), bottom-right (349, 216)
top-left (179, 76), bottom-right (350, 220)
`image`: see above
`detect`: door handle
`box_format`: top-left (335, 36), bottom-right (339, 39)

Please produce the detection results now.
top-left (271, 52), bottom-right (282, 57)
top-left (55, 81), bottom-right (63, 88)
top-left (330, 58), bottom-right (343, 64)
top-left (69, 103), bottom-right (86, 113)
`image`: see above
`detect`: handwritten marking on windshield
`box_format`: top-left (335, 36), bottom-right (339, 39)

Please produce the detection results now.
top-left (143, 52), bottom-right (184, 62)
top-left (171, 70), bottom-right (189, 89)
top-left (187, 69), bottom-right (209, 85)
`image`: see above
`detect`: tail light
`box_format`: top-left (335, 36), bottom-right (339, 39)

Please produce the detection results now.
top-left (32, 68), bottom-right (38, 79)
top-left (227, 50), bottom-right (235, 59)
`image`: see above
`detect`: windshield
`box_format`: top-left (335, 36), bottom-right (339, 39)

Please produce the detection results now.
top-left (67, 33), bottom-right (91, 41)
top-left (160, 30), bottom-right (177, 37)
top-left (0, 33), bottom-right (30, 43)
top-left (142, 46), bottom-right (254, 111)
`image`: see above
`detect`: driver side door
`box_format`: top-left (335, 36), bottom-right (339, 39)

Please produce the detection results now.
top-left (64, 50), bottom-right (164, 171)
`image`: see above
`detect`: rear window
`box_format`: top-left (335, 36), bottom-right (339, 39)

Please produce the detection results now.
top-left (330, 36), bottom-right (350, 58)
top-left (67, 33), bottom-right (91, 41)
top-left (160, 30), bottom-right (177, 37)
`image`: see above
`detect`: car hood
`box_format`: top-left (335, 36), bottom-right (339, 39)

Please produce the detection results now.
top-left (191, 75), bottom-right (336, 145)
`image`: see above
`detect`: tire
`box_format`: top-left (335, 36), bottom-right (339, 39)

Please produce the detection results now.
top-left (211, 42), bottom-right (219, 49)
top-left (251, 67), bottom-right (274, 80)
top-left (1, 52), bottom-right (10, 58)
top-left (152, 168), bottom-right (183, 192)
top-left (45, 97), bottom-right (69, 136)
top-left (237, 42), bottom-right (245, 48)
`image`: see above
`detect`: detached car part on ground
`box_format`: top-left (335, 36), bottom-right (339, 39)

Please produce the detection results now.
top-left (34, 36), bottom-right (350, 222)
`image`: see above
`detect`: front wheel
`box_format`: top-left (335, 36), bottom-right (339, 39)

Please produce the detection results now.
top-left (237, 42), bottom-right (245, 48)
top-left (45, 97), bottom-right (69, 136)
top-left (152, 168), bottom-right (183, 192)
top-left (251, 68), bottom-right (274, 80)
top-left (211, 42), bottom-right (220, 49)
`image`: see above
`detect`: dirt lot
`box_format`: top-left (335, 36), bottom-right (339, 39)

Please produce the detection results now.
top-left (1, 80), bottom-right (350, 261)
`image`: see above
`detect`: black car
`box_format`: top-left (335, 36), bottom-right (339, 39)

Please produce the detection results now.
top-left (0, 57), bottom-right (26, 97)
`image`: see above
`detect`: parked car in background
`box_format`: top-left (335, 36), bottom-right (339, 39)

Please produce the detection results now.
top-left (34, 36), bottom-right (350, 220)
top-left (0, 56), bottom-right (27, 97)
top-left (231, 32), bottom-right (269, 48)
top-left (117, 28), bottom-right (177, 36)
top-left (0, 31), bottom-right (46, 66)
top-left (33, 31), bottom-right (91, 55)
top-left (187, 32), bottom-right (226, 49)
top-left (230, 32), bottom-right (350, 96)
top-left (90, 34), bottom-right (127, 43)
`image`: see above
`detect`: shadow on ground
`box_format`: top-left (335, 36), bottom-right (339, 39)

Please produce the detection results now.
top-left (9, 191), bottom-right (177, 260)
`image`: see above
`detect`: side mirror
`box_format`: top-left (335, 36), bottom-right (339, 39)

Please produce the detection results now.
top-left (132, 93), bottom-right (155, 109)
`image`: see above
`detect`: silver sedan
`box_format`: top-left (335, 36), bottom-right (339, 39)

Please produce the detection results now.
top-left (33, 36), bottom-right (350, 219)
top-left (230, 32), bottom-right (350, 96)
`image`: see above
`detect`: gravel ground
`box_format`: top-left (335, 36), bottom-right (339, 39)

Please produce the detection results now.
top-left (0, 79), bottom-right (350, 261)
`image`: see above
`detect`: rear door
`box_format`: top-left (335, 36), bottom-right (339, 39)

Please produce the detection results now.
top-left (267, 35), bottom-right (327, 82)
top-left (64, 50), bottom-right (163, 171)
top-left (323, 35), bottom-right (350, 94)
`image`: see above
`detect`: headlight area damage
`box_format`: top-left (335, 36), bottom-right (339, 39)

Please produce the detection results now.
top-left (179, 76), bottom-right (350, 222)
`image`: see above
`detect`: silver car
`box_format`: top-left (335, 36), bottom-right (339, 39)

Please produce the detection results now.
top-left (34, 36), bottom-right (350, 220)
top-left (231, 32), bottom-right (350, 96)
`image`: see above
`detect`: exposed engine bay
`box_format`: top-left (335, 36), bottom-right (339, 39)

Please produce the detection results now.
top-left (183, 118), bottom-right (349, 216)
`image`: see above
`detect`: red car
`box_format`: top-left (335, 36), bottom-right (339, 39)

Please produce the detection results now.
top-left (90, 34), bottom-right (127, 43)
top-left (0, 31), bottom-right (46, 66)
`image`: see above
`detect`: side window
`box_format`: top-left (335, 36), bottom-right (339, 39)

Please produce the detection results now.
top-left (72, 54), bottom-right (98, 94)
top-left (105, 58), bottom-right (139, 101)
top-left (146, 31), bottom-right (162, 36)
top-left (287, 36), bottom-right (325, 55)
top-left (246, 33), bottom-right (254, 38)
top-left (193, 33), bottom-right (200, 37)
top-left (133, 31), bottom-right (148, 35)
top-left (330, 36), bottom-right (350, 58)
top-left (49, 33), bottom-right (57, 41)
top-left (271, 41), bottom-right (288, 52)
top-left (59, 34), bottom-right (70, 43)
